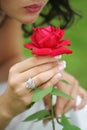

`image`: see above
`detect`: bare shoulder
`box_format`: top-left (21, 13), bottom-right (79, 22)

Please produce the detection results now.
top-left (0, 18), bottom-right (23, 63)
top-left (0, 18), bottom-right (23, 82)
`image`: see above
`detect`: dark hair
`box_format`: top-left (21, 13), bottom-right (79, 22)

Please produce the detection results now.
top-left (22, 0), bottom-right (81, 37)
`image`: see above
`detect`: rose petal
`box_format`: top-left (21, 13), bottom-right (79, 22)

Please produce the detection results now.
top-left (50, 47), bottom-right (72, 56)
top-left (38, 35), bottom-right (50, 48)
top-left (55, 28), bottom-right (65, 39)
top-left (40, 28), bottom-right (50, 35)
top-left (39, 34), bottom-right (58, 48)
top-left (24, 43), bottom-right (37, 49)
top-left (31, 34), bottom-right (41, 47)
top-left (44, 26), bottom-right (54, 32)
top-left (57, 39), bottom-right (70, 47)
top-left (32, 48), bottom-right (52, 56)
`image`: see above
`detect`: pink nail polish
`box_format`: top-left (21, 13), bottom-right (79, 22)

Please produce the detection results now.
top-left (58, 60), bottom-right (66, 70)
top-left (55, 73), bottom-right (62, 79)
top-left (54, 55), bottom-right (62, 59)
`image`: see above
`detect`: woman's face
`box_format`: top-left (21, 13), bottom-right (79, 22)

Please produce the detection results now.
top-left (0, 0), bottom-right (48, 24)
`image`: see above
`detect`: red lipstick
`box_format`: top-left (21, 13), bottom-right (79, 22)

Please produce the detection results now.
top-left (24, 4), bottom-right (42, 13)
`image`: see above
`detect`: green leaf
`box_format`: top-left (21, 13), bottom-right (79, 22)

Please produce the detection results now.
top-left (32, 86), bottom-right (53, 102)
top-left (60, 115), bottom-right (81, 130)
top-left (37, 115), bottom-right (51, 121)
top-left (24, 109), bottom-right (50, 122)
top-left (52, 88), bottom-right (73, 100)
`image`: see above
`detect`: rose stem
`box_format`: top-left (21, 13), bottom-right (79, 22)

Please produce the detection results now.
top-left (50, 94), bottom-right (55, 130)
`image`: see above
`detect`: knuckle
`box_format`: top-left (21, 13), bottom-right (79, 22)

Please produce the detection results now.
top-left (14, 89), bottom-right (22, 97)
top-left (21, 98), bottom-right (29, 106)
top-left (70, 76), bottom-right (76, 84)
top-left (9, 64), bottom-right (17, 74)
top-left (75, 80), bottom-right (79, 86)
top-left (9, 78), bottom-right (16, 87)
top-left (72, 77), bottom-right (79, 87)
top-left (9, 67), bottom-right (15, 75)
top-left (8, 77), bottom-right (18, 89)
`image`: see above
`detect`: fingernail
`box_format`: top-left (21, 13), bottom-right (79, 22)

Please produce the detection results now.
top-left (53, 95), bottom-right (57, 105)
top-left (57, 114), bottom-right (62, 118)
top-left (55, 73), bottom-right (62, 79)
top-left (43, 120), bottom-right (49, 126)
top-left (58, 60), bottom-right (66, 70)
top-left (54, 55), bottom-right (62, 60)
top-left (58, 115), bottom-right (62, 122)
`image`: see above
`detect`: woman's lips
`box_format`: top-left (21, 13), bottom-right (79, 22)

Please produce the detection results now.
top-left (24, 4), bottom-right (42, 13)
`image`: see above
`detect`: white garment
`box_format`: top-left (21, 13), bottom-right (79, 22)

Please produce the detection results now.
top-left (0, 83), bottom-right (87, 130)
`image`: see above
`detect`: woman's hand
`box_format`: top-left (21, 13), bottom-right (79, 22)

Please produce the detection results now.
top-left (44, 71), bottom-right (87, 117)
top-left (55, 71), bottom-right (87, 116)
top-left (0, 56), bottom-right (63, 119)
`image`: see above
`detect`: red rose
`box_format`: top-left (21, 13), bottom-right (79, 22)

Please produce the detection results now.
top-left (24, 26), bottom-right (72, 56)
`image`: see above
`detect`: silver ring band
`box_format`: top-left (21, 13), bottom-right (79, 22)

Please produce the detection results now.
top-left (26, 78), bottom-right (36, 89)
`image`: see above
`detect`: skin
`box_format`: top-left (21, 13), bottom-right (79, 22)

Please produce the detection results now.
top-left (44, 71), bottom-right (87, 116)
top-left (0, 0), bottom-right (48, 24)
top-left (0, 0), bottom-right (87, 129)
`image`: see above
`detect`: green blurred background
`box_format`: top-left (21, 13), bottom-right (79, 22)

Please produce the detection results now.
top-left (23, 0), bottom-right (87, 90)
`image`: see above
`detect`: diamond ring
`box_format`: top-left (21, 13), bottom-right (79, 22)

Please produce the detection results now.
top-left (26, 78), bottom-right (36, 89)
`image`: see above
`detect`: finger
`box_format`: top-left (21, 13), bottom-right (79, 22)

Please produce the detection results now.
top-left (11, 64), bottom-right (59, 89)
top-left (75, 96), bottom-right (87, 110)
top-left (58, 60), bottom-right (66, 71)
top-left (54, 82), bottom-right (71, 116)
top-left (19, 73), bottom-right (62, 105)
top-left (10, 56), bottom-right (57, 73)
top-left (20, 60), bottom-right (66, 82)
top-left (9, 60), bottom-right (66, 88)
top-left (54, 55), bottom-right (62, 60)
top-left (74, 87), bottom-right (87, 110)
top-left (26, 66), bottom-right (60, 87)
top-left (54, 96), bottom-right (66, 117)
top-left (64, 82), bottom-right (78, 113)
top-left (43, 94), bottom-right (51, 110)
top-left (17, 61), bottom-right (58, 82)
top-left (44, 95), bottom-right (57, 110)
top-left (64, 100), bottom-right (76, 113)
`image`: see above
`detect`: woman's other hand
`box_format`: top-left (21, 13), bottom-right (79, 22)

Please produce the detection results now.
top-left (55, 71), bottom-right (87, 116)
top-left (44, 71), bottom-right (87, 118)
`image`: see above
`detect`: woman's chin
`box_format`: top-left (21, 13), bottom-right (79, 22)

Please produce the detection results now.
top-left (22, 19), bottom-right (36, 24)
top-left (17, 15), bottom-right (38, 24)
